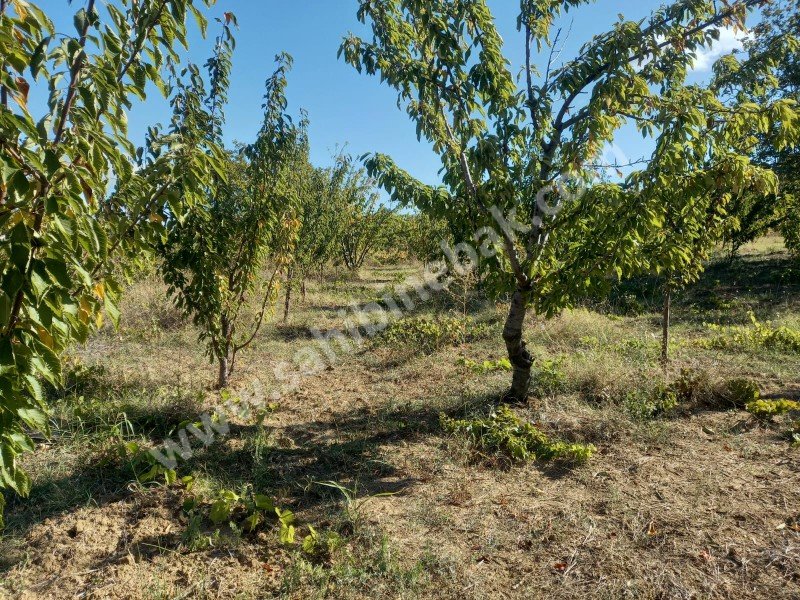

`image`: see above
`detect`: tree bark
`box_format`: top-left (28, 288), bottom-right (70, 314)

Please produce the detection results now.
top-left (502, 286), bottom-right (534, 403)
top-left (661, 284), bottom-right (671, 369)
top-left (217, 355), bottom-right (229, 389)
top-left (283, 269), bottom-right (293, 323)
top-left (216, 315), bottom-right (232, 389)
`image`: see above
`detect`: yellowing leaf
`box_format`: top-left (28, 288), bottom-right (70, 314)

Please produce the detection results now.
top-left (79, 297), bottom-right (92, 324)
top-left (13, 77), bottom-right (30, 110)
top-left (11, 0), bottom-right (28, 20)
top-left (36, 326), bottom-right (54, 349)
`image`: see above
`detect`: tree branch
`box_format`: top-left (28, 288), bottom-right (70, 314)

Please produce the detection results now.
top-left (233, 266), bottom-right (280, 355)
top-left (548, 0), bottom-right (761, 138)
top-left (53, 0), bottom-right (95, 144)
top-left (117, 0), bottom-right (169, 83)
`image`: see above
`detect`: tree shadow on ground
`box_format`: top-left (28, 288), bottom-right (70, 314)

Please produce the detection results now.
top-left (0, 392), bottom-right (456, 543)
top-left (269, 323), bottom-right (321, 342)
top-left (2, 369), bottom-right (205, 544)
top-left (46, 367), bottom-right (205, 442)
top-left (2, 458), bottom-right (139, 543)
top-left (590, 253), bottom-right (800, 326)
top-left (353, 277), bottom-right (396, 285)
top-left (194, 387), bottom-right (592, 503)
top-left (180, 398), bottom-right (460, 513)
top-left (305, 303), bottom-right (352, 313)
top-left (761, 382), bottom-right (800, 401)
top-left (3, 372), bottom-right (602, 559)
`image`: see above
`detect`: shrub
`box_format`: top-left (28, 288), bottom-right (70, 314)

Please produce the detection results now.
top-left (672, 368), bottom-right (715, 405)
top-left (623, 385), bottom-right (679, 421)
top-left (746, 399), bottom-right (800, 421)
top-left (621, 371), bottom-right (765, 414)
top-left (720, 378), bottom-right (762, 408)
top-left (621, 369), bottom-right (730, 419)
top-left (702, 312), bottom-right (800, 354)
top-left (381, 315), bottom-right (484, 353)
top-left (613, 292), bottom-right (647, 316)
top-left (440, 405), bottom-right (596, 463)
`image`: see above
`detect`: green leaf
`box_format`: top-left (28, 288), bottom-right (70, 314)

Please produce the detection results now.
top-left (243, 511), bottom-right (263, 532)
top-left (209, 499), bottom-right (233, 524)
top-left (275, 507), bottom-right (295, 526)
top-left (22, 372), bottom-right (44, 402)
top-left (0, 340), bottom-right (14, 376)
top-left (73, 8), bottom-right (88, 36)
top-left (44, 150), bottom-right (61, 177)
top-left (30, 341), bottom-right (61, 387)
top-left (103, 295), bottom-right (121, 329)
top-left (164, 469), bottom-right (177, 486)
top-left (12, 467), bottom-right (31, 497)
top-left (279, 522), bottom-right (296, 545)
top-left (0, 293), bottom-right (11, 327)
top-left (302, 525), bottom-right (319, 553)
top-left (138, 465), bottom-right (160, 483)
top-left (188, 4), bottom-right (208, 38)
top-left (29, 269), bottom-right (49, 298)
top-left (16, 407), bottom-right (48, 432)
top-left (253, 494), bottom-right (274, 511)
top-left (9, 222), bottom-right (30, 270)
top-left (9, 432), bottom-right (35, 453)
top-left (44, 258), bottom-right (71, 289)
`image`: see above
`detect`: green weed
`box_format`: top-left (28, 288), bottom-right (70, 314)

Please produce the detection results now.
top-left (280, 529), bottom-right (427, 598)
top-left (457, 357), bottom-right (512, 374)
top-left (440, 405), bottom-right (596, 463)
top-left (380, 315), bottom-right (485, 353)
top-left (181, 512), bottom-right (215, 552)
top-left (702, 312), bottom-right (800, 353)
top-left (746, 399), bottom-right (800, 421)
top-left (314, 480), bottom-right (397, 534)
top-left (530, 357), bottom-right (567, 398)
top-left (787, 421), bottom-right (800, 447)
top-left (302, 525), bottom-right (345, 562)
top-left (623, 385), bottom-right (679, 421)
top-left (672, 368), bottom-right (715, 405)
top-left (720, 378), bottom-right (762, 408)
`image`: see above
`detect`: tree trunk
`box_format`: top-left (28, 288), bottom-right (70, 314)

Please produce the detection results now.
top-left (502, 286), bottom-right (533, 403)
top-left (301, 277), bottom-right (306, 303)
top-left (661, 284), bottom-right (671, 369)
top-left (283, 269), bottom-right (293, 323)
top-left (217, 355), bottom-right (229, 389)
top-left (217, 315), bottom-right (232, 389)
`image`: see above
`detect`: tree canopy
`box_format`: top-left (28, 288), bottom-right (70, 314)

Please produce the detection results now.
top-left (341, 0), bottom-right (799, 400)
top-left (0, 0), bottom-right (223, 526)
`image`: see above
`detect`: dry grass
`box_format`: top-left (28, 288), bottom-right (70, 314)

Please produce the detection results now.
top-left (1, 240), bottom-right (799, 599)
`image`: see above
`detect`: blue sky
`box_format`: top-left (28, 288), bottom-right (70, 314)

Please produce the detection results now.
top-left (38, 0), bottom-right (749, 187)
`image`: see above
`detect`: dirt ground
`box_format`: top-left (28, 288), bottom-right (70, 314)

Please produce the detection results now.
top-left (1, 247), bottom-right (799, 599)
